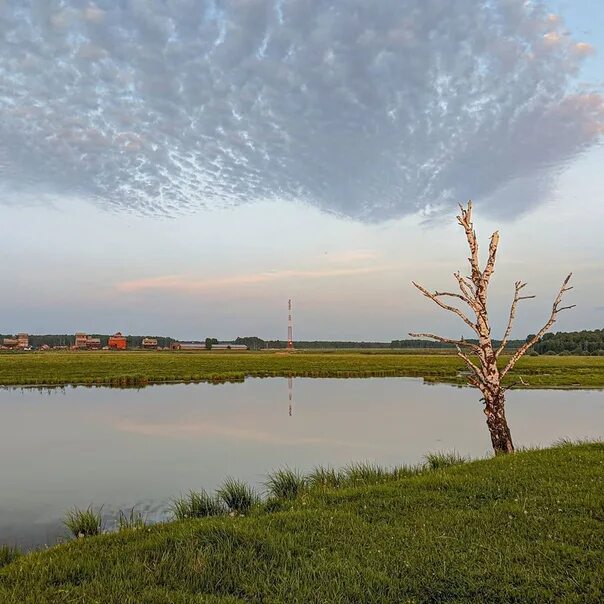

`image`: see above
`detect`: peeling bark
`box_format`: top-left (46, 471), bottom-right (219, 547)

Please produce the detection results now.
top-left (410, 201), bottom-right (574, 455)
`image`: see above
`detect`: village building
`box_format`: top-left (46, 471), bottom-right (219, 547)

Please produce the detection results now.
top-left (108, 332), bottom-right (127, 350)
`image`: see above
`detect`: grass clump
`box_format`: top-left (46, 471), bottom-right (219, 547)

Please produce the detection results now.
top-left (343, 462), bottom-right (389, 485)
top-left (307, 465), bottom-right (343, 489)
top-left (117, 507), bottom-right (148, 531)
top-left (424, 450), bottom-right (468, 470)
top-left (171, 490), bottom-right (225, 520)
top-left (265, 468), bottom-right (306, 500)
top-left (216, 478), bottom-right (258, 515)
top-left (64, 505), bottom-right (102, 538)
top-left (0, 545), bottom-right (21, 569)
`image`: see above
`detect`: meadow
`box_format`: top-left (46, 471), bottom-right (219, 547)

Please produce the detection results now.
top-left (1, 350), bottom-right (603, 388)
top-left (0, 442), bottom-right (602, 603)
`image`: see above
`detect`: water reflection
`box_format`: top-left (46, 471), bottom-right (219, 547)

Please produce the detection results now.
top-left (0, 378), bottom-right (601, 549)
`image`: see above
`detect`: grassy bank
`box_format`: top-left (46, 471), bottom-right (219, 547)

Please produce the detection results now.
top-left (1, 350), bottom-right (604, 388)
top-left (1, 443), bottom-right (602, 603)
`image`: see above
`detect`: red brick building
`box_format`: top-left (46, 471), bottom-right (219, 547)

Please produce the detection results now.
top-left (108, 332), bottom-right (127, 350)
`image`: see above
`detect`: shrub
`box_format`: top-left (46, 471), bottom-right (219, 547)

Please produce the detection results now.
top-left (171, 490), bottom-right (225, 520)
top-left (265, 468), bottom-right (306, 499)
top-left (216, 478), bottom-right (258, 515)
top-left (424, 451), bottom-right (467, 471)
top-left (64, 506), bottom-right (103, 538)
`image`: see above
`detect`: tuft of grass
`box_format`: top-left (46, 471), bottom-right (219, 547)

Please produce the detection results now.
top-left (344, 462), bottom-right (389, 485)
top-left (170, 490), bottom-right (225, 520)
top-left (0, 545), bottom-right (21, 568)
top-left (552, 436), bottom-right (595, 448)
top-left (307, 465), bottom-right (343, 489)
top-left (117, 507), bottom-right (148, 531)
top-left (216, 478), bottom-right (258, 515)
top-left (64, 505), bottom-right (103, 538)
top-left (265, 468), bottom-right (307, 499)
top-left (423, 450), bottom-right (467, 470)
top-left (390, 464), bottom-right (422, 479)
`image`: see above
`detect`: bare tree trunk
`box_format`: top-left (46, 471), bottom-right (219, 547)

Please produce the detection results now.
top-left (483, 389), bottom-right (514, 454)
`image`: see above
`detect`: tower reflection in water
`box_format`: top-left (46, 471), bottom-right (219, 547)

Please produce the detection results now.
top-left (288, 376), bottom-right (293, 417)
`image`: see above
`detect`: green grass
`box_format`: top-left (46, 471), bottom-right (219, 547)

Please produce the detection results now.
top-left (216, 479), bottom-right (259, 515)
top-left (423, 450), bottom-right (468, 470)
top-left (1, 443), bottom-right (602, 603)
top-left (307, 465), bottom-right (343, 489)
top-left (117, 508), bottom-right (148, 532)
top-left (171, 491), bottom-right (226, 520)
top-left (265, 468), bottom-right (307, 500)
top-left (1, 350), bottom-right (603, 388)
top-left (0, 546), bottom-right (20, 570)
top-left (63, 506), bottom-right (103, 538)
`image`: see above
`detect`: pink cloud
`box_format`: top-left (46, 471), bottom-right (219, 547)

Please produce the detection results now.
top-left (116, 266), bottom-right (389, 294)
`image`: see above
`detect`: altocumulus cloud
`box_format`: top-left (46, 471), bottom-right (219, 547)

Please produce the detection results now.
top-left (0, 0), bottom-right (602, 221)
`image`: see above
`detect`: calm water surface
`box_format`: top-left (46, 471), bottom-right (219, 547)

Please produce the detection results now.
top-left (0, 378), bottom-right (602, 548)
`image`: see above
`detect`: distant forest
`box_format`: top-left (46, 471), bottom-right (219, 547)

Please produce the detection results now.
top-left (236, 337), bottom-right (526, 350)
top-left (529, 330), bottom-right (604, 356)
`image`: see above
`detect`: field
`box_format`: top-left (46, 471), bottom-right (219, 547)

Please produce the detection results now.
top-left (1, 350), bottom-right (604, 388)
top-left (0, 442), bottom-right (602, 603)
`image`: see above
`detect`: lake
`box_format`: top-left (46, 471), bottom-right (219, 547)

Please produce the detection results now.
top-left (0, 377), bottom-right (602, 548)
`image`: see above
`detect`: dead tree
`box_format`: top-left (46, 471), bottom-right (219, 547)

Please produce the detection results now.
top-left (410, 201), bottom-right (574, 454)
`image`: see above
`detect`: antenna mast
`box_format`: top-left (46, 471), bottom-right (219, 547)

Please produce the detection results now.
top-left (287, 298), bottom-right (294, 350)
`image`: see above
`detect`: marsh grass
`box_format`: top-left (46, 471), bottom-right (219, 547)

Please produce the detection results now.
top-left (307, 465), bottom-right (343, 489)
top-left (117, 507), bottom-right (148, 531)
top-left (344, 462), bottom-right (390, 485)
top-left (423, 450), bottom-right (468, 470)
top-left (64, 505), bottom-right (102, 538)
top-left (2, 350), bottom-right (602, 388)
top-left (216, 478), bottom-right (258, 515)
top-left (265, 468), bottom-right (307, 499)
top-left (0, 545), bottom-right (21, 568)
top-left (171, 490), bottom-right (225, 520)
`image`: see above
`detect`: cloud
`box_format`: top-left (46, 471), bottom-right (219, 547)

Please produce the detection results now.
top-left (0, 0), bottom-right (602, 221)
top-left (116, 265), bottom-right (388, 293)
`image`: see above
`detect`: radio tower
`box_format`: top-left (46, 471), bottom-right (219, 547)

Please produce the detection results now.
top-left (287, 298), bottom-right (294, 350)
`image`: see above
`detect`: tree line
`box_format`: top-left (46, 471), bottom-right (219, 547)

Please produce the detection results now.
top-left (528, 329), bottom-right (604, 356)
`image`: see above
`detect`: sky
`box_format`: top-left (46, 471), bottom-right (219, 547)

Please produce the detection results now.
top-left (1, 0), bottom-right (603, 341)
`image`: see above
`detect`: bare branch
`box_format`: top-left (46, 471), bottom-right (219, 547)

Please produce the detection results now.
top-left (434, 290), bottom-right (473, 305)
top-left (558, 305), bottom-right (576, 312)
top-left (454, 271), bottom-right (475, 299)
top-left (467, 375), bottom-right (483, 390)
top-left (496, 281), bottom-right (536, 357)
top-left (502, 376), bottom-right (529, 393)
top-left (408, 332), bottom-right (480, 353)
top-left (481, 231), bottom-right (499, 286)
top-left (456, 201), bottom-right (481, 286)
top-left (501, 273), bottom-right (574, 378)
top-left (455, 345), bottom-right (485, 384)
top-left (412, 281), bottom-right (479, 334)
